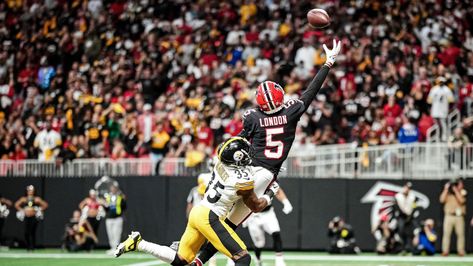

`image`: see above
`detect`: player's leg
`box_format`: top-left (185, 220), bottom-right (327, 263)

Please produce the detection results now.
top-left (197, 208), bottom-right (251, 266)
top-left (193, 166), bottom-right (275, 265)
top-left (261, 208), bottom-right (285, 266)
top-left (115, 207), bottom-right (206, 266)
top-left (115, 231), bottom-right (183, 264)
top-left (247, 215), bottom-right (266, 266)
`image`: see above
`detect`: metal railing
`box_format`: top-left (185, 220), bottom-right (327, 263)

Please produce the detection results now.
top-left (0, 143), bottom-right (472, 179)
top-left (427, 109), bottom-right (460, 142)
top-left (283, 143), bottom-right (473, 179)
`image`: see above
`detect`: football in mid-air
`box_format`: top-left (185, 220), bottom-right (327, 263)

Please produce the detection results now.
top-left (307, 8), bottom-right (330, 28)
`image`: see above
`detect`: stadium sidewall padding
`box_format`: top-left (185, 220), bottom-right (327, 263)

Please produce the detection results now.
top-left (0, 176), bottom-right (472, 252)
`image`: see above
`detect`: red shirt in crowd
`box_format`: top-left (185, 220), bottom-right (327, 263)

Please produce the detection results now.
top-left (197, 126), bottom-right (214, 147)
top-left (201, 53), bottom-right (218, 67)
top-left (438, 46), bottom-right (461, 66)
top-left (225, 119), bottom-right (243, 137)
top-left (383, 103), bottom-right (402, 119)
top-left (245, 32), bottom-right (259, 43)
top-left (458, 82), bottom-right (473, 110)
top-left (418, 113), bottom-right (435, 142)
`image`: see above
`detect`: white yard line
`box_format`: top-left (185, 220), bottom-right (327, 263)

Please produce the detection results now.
top-left (124, 260), bottom-right (165, 266)
top-left (279, 254), bottom-right (473, 262)
top-left (0, 252), bottom-right (472, 263)
top-left (0, 252), bottom-right (153, 259)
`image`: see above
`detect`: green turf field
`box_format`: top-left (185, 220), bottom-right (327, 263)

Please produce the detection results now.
top-left (0, 249), bottom-right (472, 266)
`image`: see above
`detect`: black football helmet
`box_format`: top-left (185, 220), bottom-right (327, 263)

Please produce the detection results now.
top-left (217, 137), bottom-right (253, 167)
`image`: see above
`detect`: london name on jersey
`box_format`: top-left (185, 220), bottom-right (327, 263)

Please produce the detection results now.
top-left (258, 115), bottom-right (288, 128)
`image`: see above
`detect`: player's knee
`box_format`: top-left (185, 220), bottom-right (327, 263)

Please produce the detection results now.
top-left (253, 237), bottom-right (265, 248)
top-left (233, 252), bottom-right (251, 266)
top-left (272, 232), bottom-right (283, 252)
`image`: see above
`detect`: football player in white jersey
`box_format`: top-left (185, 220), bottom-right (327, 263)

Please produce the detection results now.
top-left (185, 159), bottom-right (217, 266)
top-left (115, 137), bottom-right (279, 266)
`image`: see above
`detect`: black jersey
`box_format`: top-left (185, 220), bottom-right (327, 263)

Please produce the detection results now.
top-left (239, 65), bottom-right (330, 174)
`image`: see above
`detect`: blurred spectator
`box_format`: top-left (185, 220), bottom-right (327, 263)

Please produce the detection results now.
top-left (150, 122), bottom-right (170, 174)
top-left (0, 195), bottom-right (12, 246)
top-left (295, 39), bottom-right (315, 73)
top-left (427, 77), bottom-right (454, 141)
top-left (78, 189), bottom-right (105, 236)
top-left (448, 127), bottom-right (470, 149)
top-left (394, 182), bottom-right (416, 253)
top-left (440, 178), bottom-right (467, 256)
top-left (327, 216), bottom-right (360, 254)
top-left (138, 104), bottom-right (156, 143)
top-left (398, 117), bottom-right (420, 144)
top-left (104, 184), bottom-right (126, 254)
top-left (413, 218), bottom-right (437, 256)
top-left (373, 214), bottom-right (402, 255)
top-left (14, 185), bottom-right (48, 251)
top-left (225, 113), bottom-right (244, 137)
top-left (448, 127), bottom-right (470, 169)
top-left (63, 210), bottom-right (98, 252)
top-left (33, 121), bottom-right (62, 161)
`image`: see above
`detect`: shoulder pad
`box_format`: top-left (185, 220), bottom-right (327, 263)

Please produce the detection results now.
top-left (242, 109), bottom-right (258, 120)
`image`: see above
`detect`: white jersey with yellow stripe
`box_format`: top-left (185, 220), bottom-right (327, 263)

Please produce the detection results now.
top-left (200, 160), bottom-right (255, 218)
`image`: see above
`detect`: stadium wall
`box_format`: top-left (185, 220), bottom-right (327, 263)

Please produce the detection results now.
top-left (0, 177), bottom-right (472, 252)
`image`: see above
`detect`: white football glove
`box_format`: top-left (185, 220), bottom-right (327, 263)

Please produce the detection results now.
top-left (267, 181), bottom-right (280, 197)
top-left (323, 39), bottom-right (342, 68)
top-left (282, 199), bottom-right (293, 215)
top-left (261, 182), bottom-right (280, 205)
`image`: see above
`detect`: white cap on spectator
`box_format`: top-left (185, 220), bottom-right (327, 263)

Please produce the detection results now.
top-left (143, 103), bottom-right (152, 111)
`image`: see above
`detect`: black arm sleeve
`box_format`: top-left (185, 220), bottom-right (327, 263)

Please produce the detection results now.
top-left (299, 65), bottom-right (330, 111)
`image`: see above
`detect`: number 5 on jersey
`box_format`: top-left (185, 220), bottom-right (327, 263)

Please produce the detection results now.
top-left (207, 181), bottom-right (224, 203)
top-left (265, 127), bottom-right (284, 159)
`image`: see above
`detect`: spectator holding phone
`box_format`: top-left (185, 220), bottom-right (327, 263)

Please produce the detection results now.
top-left (440, 178), bottom-right (467, 256)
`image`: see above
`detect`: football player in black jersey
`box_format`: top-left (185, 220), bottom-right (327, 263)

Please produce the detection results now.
top-left (192, 39), bottom-right (341, 266)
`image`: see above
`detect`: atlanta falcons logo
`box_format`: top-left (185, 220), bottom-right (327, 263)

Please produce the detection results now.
top-left (361, 182), bottom-right (430, 231)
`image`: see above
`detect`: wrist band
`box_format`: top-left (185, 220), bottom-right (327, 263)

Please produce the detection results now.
top-left (261, 195), bottom-right (272, 205)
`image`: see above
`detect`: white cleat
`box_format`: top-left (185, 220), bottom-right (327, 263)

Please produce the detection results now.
top-left (114, 231), bottom-right (142, 258)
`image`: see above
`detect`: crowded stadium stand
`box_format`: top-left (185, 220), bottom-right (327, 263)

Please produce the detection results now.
top-left (1, 0), bottom-right (473, 178)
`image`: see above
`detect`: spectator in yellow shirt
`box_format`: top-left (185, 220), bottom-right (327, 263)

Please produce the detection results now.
top-left (150, 122), bottom-right (170, 174)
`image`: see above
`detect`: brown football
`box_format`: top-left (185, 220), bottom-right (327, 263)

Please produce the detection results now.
top-left (307, 8), bottom-right (330, 29)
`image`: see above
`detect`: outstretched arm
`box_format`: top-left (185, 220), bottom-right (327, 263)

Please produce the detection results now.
top-left (275, 188), bottom-right (293, 214)
top-left (299, 39), bottom-right (341, 110)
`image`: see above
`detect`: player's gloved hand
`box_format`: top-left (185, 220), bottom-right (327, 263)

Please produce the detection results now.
top-left (265, 181), bottom-right (280, 198)
top-left (261, 182), bottom-right (280, 205)
top-left (323, 39), bottom-right (342, 68)
top-left (282, 199), bottom-right (293, 214)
